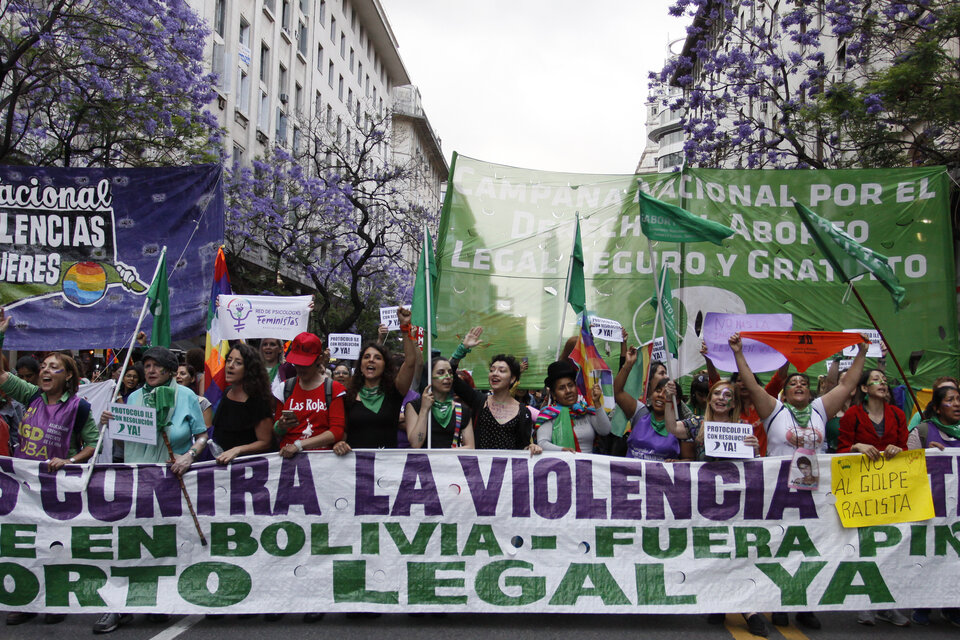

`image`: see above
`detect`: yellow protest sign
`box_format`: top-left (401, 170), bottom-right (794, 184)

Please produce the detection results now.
top-left (831, 449), bottom-right (935, 528)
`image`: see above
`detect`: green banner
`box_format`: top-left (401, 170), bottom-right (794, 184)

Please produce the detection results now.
top-left (435, 155), bottom-right (956, 388)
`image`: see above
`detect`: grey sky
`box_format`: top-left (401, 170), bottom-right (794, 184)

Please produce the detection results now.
top-left (380, 0), bottom-right (691, 174)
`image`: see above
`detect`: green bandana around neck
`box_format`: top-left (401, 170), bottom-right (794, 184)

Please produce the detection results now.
top-left (551, 406), bottom-right (576, 450)
top-left (142, 376), bottom-right (178, 429)
top-left (649, 415), bottom-right (668, 437)
top-left (358, 385), bottom-right (385, 413)
top-left (432, 398), bottom-right (454, 428)
top-left (786, 403), bottom-right (813, 427)
top-left (930, 415), bottom-right (960, 440)
top-left (267, 363), bottom-right (280, 382)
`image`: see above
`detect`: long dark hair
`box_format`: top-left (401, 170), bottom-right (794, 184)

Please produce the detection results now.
top-left (228, 343), bottom-right (272, 402)
top-left (348, 342), bottom-right (397, 402)
top-left (855, 368), bottom-right (885, 406)
top-left (121, 363), bottom-right (145, 395)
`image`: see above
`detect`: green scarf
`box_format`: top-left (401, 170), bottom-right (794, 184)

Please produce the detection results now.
top-left (786, 403), bottom-right (812, 427)
top-left (358, 386), bottom-right (385, 413)
top-left (141, 376), bottom-right (178, 429)
top-left (650, 415), bottom-right (668, 437)
top-left (551, 406), bottom-right (576, 449)
top-left (267, 363), bottom-right (280, 382)
top-left (432, 398), bottom-right (454, 428)
top-left (930, 415), bottom-right (960, 440)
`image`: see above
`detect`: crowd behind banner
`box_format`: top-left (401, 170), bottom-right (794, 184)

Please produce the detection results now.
top-left (1, 305), bottom-right (959, 637)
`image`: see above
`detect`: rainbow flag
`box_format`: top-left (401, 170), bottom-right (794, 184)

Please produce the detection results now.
top-left (608, 341), bottom-right (653, 436)
top-left (203, 247), bottom-right (232, 408)
top-left (567, 314), bottom-right (614, 412)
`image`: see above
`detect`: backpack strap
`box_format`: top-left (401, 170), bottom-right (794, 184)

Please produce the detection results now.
top-left (325, 377), bottom-right (333, 409)
top-left (283, 377), bottom-right (297, 403)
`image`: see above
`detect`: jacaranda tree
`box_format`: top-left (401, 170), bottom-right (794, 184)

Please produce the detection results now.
top-left (653, 0), bottom-right (959, 170)
top-left (224, 107), bottom-right (436, 337)
top-left (0, 0), bottom-right (220, 167)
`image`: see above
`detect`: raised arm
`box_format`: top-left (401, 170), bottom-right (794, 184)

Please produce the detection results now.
top-left (394, 307), bottom-right (422, 396)
top-left (821, 341), bottom-right (868, 417)
top-left (662, 379), bottom-right (691, 439)
top-left (614, 346), bottom-right (639, 418)
top-left (701, 340), bottom-right (720, 386)
top-left (729, 333), bottom-right (777, 420)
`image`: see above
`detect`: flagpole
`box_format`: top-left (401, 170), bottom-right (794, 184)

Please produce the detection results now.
top-left (82, 246), bottom-right (168, 489)
top-left (423, 222), bottom-right (433, 450)
top-left (848, 284), bottom-right (921, 412)
top-left (555, 213), bottom-right (580, 360)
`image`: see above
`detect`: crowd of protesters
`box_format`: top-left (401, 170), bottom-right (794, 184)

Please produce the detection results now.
top-left (1, 305), bottom-right (958, 635)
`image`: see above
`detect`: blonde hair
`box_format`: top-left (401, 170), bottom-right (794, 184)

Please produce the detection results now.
top-left (697, 380), bottom-right (742, 447)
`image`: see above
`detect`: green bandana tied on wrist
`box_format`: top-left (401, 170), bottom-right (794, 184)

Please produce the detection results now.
top-left (359, 386), bottom-right (385, 413)
top-left (432, 398), bottom-right (454, 428)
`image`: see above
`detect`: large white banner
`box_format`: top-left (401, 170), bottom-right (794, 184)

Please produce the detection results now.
top-left (213, 294), bottom-right (312, 340)
top-left (0, 450), bottom-right (956, 614)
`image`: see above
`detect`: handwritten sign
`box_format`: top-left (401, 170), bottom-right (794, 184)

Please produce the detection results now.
top-left (831, 449), bottom-right (935, 528)
top-left (702, 312), bottom-right (792, 372)
top-left (843, 328), bottom-right (883, 358)
top-left (703, 421), bottom-right (754, 458)
top-left (380, 306), bottom-right (400, 331)
top-left (591, 316), bottom-right (623, 342)
top-left (327, 333), bottom-right (361, 360)
top-left (108, 403), bottom-right (157, 445)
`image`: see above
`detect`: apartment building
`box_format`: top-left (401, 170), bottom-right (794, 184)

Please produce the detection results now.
top-left (187, 0), bottom-right (446, 202)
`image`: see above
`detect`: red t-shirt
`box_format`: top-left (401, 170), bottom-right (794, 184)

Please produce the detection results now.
top-left (276, 379), bottom-right (347, 448)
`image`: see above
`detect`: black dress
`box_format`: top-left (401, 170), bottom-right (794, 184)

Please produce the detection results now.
top-left (345, 386), bottom-right (404, 449)
top-left (212, 394), bottom-right (273, 451)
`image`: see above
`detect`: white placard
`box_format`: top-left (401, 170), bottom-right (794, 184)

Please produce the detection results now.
top-left (107, 402), bottom-right (157, 444)
top-left (703, 421), bottom-right (754, 459)
top-left (328, 333), bottom-right (361, 360)
top-left (238, 43), bottom-right (252, 66)
top-left (590, 316), bottom-right (623, 342)
top-left (842, 329), bottom-right (882, 357)
top-left (838, 358), bottom-right (854, 372)
top-left (649, 336), bottom-right (667, 363)
top-left (380, 306), bottom-right (400, 330)
top-left (214, 294), bottom-right (312, 340)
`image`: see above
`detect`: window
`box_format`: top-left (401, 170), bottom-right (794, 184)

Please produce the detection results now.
top-left (340, 32), bottom-right (346, 58)
top-left (298, 21), bottom-right (308, 55)
top-left (232, 143), bottom-right (245, 166)
top-left (318, 0), bottom-right (326, 23)
top-left (278, 64), bottom-right (287, 98)
top-left (330, 17), bottom-right (336, 42)
top-left (328, 61), bottom-right (334, 87)
top-left (336, 116), bottom-right (342, 138)
top-left (349, 48), bottom-right (355, 72)
top-left (326, 105), bottom-right (333, 128)
top-left (317, 44), bottom-right (323, 70)
top-left (276, 107), bottom-right (288, 141)
top-left (295, 83), bottom-right (303, 113)
top-left (258, 90), bottom-right (270, 129)
top-left (281, 0), bottom-right (291, 30)
top-left (213, 43), bottom-right (227, 90)
top-left (214, 0), bottom-right (226, 37)
top-left (357, 61), bottom-right (362, 81)
top-left (300, 0), bottom-right (309, 14)
top-left (237, 68), bottom-right (250, 112)
top-left (347, 88), bottom-right (353, 111)
top-left (293, 126), bottom-right (302, 154)
top-left (338, 74), bottom-right (344, 100)
top-left (263, 0), bottom-right (276, 15)
top-left (365, 74), bottom-right (369, 97)
top-left (238, 18), bottom-right (251, 66)
top-left (259, 43), bottom-right (270, 83)
top-left (315, 91), bottom-right (322, 115)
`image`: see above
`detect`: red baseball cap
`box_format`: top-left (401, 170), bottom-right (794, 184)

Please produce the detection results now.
top-left (286, 332), bottom-right (323, 366)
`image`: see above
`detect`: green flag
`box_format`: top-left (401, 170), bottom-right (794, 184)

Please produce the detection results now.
top-left (411, 230), bottom-right (438, 336)
top-left (650, 267), bottom-right (678, 356)
top-left (638, 190), bottom-right (735, 245)
top-left (146, 253), bottom-right (171, 347)
top-left (567, 217), bottom-right (586, 315)
top-left (794, 202), bottom-right (906, 310)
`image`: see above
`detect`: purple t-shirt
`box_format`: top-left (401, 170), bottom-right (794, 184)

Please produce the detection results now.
top-left (626, 405), bottom-right (680, 461)
top-left (927, 422), bottom-right (960, 448)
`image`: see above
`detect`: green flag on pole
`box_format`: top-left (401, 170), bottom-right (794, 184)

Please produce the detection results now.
top-left (650, 267), bottom-right (678, 356)
top-left (794, 202), bottom-right (906, 310)
top-left (146, 253), bottom-right (171, 347)
top-left (638, 190), bottom-right (735, 245)
top-left (567, 217), bottom-right (586, 315)
top-left (412, 230), bottom-right (438, 336)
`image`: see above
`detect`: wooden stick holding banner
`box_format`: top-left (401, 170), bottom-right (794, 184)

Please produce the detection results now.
top-left (80, 246), bottom-right (208, 546)
top-left (848, 284), bottom-right (921, 413)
